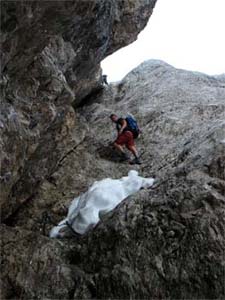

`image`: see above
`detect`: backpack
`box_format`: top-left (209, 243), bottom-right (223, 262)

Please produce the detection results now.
top-left (126, 114), bottom-right (140, 139)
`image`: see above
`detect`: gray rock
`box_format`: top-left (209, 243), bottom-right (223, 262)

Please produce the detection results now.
top-left (0, 0), bottom-right (157, 219)
top-left (1, 60), bottom-right (225, 299)
top-left (1, 0), bottom-right (225, 297)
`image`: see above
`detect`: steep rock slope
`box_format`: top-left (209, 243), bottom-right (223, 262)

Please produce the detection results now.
top-left (1, 61), bottom-right (225, 299)
top-left (0, 0), bottom-right (157, 219)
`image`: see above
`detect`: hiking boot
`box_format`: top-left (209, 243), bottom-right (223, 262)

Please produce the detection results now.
top-left (129, 157), bottom-right (142, 165)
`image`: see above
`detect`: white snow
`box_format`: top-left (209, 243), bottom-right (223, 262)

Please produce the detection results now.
top-left (50, 170), bottom-right (154, 238)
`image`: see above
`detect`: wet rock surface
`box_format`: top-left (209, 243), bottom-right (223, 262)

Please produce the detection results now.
top-left (1, 59), bottom-right (225, 299)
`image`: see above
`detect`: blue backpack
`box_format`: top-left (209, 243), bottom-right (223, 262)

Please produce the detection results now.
top-left (126, 114), bottom-right (140, 139)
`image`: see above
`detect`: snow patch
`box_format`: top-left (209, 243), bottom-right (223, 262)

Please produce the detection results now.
top-left (50, 170), bottom-right (154, 238)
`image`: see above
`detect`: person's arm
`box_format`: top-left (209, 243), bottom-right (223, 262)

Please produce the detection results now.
top-left (118, 119), bottom-right (127, 135)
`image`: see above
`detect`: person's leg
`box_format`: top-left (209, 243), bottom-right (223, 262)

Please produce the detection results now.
top-left (113, 142), bottom-right (125, 154)
top-left (126, 132), bottom-right (141, 164)
top-left (127, 145), bottom-right (141, 164)
top-left (127, 144), bottom-right (139, 159)
top-left (113, 142), bottom-right (130, 160)
top-left (113, 133), bottom-right (129, 157)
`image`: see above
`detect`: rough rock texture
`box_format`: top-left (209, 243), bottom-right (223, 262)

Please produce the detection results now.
top-left (0, 0), bottom-right (157, 219)
top-left (1, 60), bottom-right (225, 299)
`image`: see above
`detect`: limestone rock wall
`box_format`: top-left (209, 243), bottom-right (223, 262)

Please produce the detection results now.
top-left (1, 1), bottom-right (225, 299)
top-left (1, 60), bottom-right (225, 299)
top-left (0, 0), bottom-right (157, 219)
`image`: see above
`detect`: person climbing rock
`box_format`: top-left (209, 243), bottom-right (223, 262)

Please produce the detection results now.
top-left (110, 114), bottom-right (141, 164)
top-left (102, 74), bottom-right (109, 85)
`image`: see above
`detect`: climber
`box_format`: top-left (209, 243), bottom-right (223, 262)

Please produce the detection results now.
top-left (102, 74), bottom-right (109, 85)
top-left (110, 114), bottom-right (141, 165)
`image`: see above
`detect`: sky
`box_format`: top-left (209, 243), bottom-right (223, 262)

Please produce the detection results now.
top-left (101, 0), bottom-right (225, 82)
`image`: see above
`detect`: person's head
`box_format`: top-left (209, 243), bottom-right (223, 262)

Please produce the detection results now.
top-left (110, 114), bottom-right (118, 123)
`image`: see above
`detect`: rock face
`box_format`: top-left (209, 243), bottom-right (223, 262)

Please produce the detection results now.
top-left (0, 0), bottom-right (157, 219)
top-left (1, 58), bottom-right (225, 299)
top-left (1, 1), bottom-right (225, 299)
